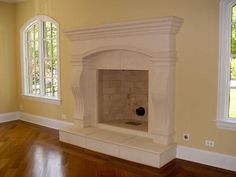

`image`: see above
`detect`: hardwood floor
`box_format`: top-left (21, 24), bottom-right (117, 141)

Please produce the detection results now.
top-left (0, 121), bottom-right (235, 177)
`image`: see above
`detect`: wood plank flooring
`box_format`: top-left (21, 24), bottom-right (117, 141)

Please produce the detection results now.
top-left (0, 120), bottom-right (235, 177)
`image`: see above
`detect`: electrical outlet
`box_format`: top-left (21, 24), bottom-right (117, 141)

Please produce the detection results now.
top-left (183, 133), bottom-right (190, 141)
top-left (205, 140), bottom-right (215, 147)
top-left (61, 114), bottom-right (67, 119)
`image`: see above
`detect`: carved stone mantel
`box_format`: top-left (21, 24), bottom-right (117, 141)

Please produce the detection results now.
top-left (64, 16), bottom-right (183, 145)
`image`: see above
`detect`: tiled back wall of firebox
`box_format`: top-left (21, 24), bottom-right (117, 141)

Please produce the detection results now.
top-left (98, 70), bottom-right (148, 122)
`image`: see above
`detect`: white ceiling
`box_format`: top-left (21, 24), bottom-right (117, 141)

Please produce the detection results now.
top-left (0, 0), bottom-right (24, 3)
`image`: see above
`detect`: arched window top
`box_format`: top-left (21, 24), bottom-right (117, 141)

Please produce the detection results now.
top-left (21, 15), bottom-right (58, 31)
top-left (20, 15), bottom-right (60, 104)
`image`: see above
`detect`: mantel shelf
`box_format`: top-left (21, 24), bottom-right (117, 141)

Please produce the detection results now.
top-left (64, 16), bottom-right (183, 41)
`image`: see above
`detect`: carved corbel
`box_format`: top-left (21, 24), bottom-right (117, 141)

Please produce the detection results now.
top-left (71, 58), bottom-right (86, 127)
top-left (149, 61), bottom-right (176, 144)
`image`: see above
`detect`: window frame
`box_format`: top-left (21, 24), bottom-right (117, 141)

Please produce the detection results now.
top-left (20, 15), bottom-right (61, 105)
top-left (217, 0), bottom-right (236, 130)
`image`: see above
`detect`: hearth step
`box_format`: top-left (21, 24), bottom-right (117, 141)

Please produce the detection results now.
top-left (59, 126), bottom-right (176, 168)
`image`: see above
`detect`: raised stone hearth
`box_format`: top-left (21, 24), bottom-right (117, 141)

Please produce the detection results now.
top-left (60, 16), bottom-right (183, 168)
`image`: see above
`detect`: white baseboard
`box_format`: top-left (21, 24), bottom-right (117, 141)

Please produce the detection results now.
top-left (19, 112), bottom-right (74, 129)
top-left (1, 112), bottom-right (236, 171)
top-left (0, 112), bottom-right (19, 123)
top-left (177, 145), bottom-right (236, 172)
top-left (0, 112), bottom-right (73, 130)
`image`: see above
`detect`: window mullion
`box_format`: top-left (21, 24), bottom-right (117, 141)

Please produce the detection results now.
top-left (25, 38), bottom-right (29, 95)
top-left (226, 2), bottom-right (233, 119)
top-left (56, 23), bottom-right (60, 98)
top-left (39, 21), bottom-right (45, 97)
top-left (51, 23), bottom-right (54, 96)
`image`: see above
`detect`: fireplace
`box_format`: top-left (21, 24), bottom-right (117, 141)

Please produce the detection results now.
top-left (60, 17), bottom-right (183, 168)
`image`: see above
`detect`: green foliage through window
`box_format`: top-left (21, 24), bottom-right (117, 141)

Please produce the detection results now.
top-left (229, 5), bottom-right (236, 118)
top-left (232, 5), bottom-right (236, 80)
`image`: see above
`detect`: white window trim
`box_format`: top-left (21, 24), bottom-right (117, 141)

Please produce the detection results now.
top-left (20, 15), bottom-right (61, 105)
top-left (217, 0), bottom-right (236, 131)
top-left (22, 95), bottom-right (61, 105)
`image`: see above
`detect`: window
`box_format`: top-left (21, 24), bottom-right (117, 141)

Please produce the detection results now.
top-left (217, 0), bottom-right (236, 130)
top-left (21, 16), bottom-right (60, 104)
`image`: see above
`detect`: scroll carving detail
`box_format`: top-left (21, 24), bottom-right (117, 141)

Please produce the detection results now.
top-left (71, 61), bottom-right (85, 127)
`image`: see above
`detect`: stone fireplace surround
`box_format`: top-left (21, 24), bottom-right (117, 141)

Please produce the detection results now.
top-left (60, 16), bottom-right (183, 168)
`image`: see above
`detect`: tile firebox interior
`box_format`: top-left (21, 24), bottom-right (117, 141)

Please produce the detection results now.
top-left (98, 70), bottom-right (148, 132)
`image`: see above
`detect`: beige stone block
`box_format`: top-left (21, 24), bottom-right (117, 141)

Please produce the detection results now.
top-left (113, 101), bottom-right (126, 108)
top-left (125, 75), bottom-right (140, 82)
top-left (136, 72), bottom-right (148, 81)
top-left (103, 88), bottom-right (117, 94)
top-left (122, 81), bottom-right (133, 89)
top-left (102, 81), bottom-right (109, 88)
top-left (131, 88), bottom-right (148, 94)
top-left (109, 80), bottom-right (121, 88)
top-left (102, 70), bottom-right (122, 81)
top-left (109, 94), bottom-right (123, 101)
top-left (121, 87), bottom-right (130, 94)
top-left (103, 107), bottom-right (109, 114)
top-left (114, 113), bottom-right (126, 120)
top-left (135, 95), bottom-right (148, 102)
top-left (134, 81), bottom-right (147, 89)
top-left (103, 95), bottom-right (110, 102)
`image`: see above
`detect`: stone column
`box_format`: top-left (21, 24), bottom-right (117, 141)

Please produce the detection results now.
top-left (149, 61), bottom-right (176, 145)
top-left (71, 58), bottom-right (87, 128)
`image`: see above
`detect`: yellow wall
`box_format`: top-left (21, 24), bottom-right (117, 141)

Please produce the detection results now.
top-left (0, 3), bottom-right (17, 113)
top-left (15, 0), bottom-right (236, 156)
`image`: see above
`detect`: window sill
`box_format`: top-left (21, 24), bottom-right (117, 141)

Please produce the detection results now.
top-left (22, 94), bottom-right (62, 105)
top-left (216, 119), bottom-right (236, 131)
